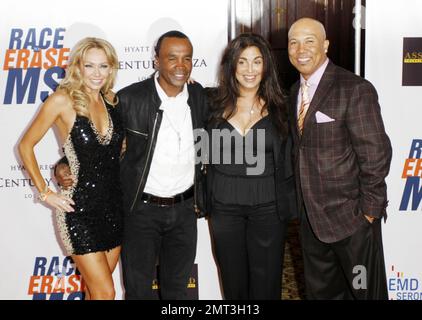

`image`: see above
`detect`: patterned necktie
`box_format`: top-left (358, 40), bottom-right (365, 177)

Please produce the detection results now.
top-left (297, 81), bottom-right (310, 135)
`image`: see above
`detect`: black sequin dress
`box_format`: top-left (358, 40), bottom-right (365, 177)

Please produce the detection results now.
top-left (56, 96), bottom-right (124, 255)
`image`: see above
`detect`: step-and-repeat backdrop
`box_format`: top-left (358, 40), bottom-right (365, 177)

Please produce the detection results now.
top-left (0, 0), bottom-right (228, 300)
top-left (366, 0), bottom-right (422, 300)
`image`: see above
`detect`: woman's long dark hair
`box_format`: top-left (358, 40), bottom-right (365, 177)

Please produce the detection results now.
top-left (209, 33), bottom-right (288, 138)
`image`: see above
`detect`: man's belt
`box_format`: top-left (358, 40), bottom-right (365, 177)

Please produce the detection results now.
top-left (140, 186), bottom-right (194, 207)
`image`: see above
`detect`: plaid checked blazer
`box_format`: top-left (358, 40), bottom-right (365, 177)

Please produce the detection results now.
top-left (289, 61), bottom-right (392, 243)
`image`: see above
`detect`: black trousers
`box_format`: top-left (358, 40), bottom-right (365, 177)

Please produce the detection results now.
top-left (210, 201), bottom-right (288, 300)
top-left (300, 211), bottom-right (388, 300)
top-left (121, 197), bottom-right (197, 300)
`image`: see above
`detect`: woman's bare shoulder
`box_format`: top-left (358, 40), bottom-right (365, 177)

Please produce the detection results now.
top-left (44, 89), bottom-right (73, 111)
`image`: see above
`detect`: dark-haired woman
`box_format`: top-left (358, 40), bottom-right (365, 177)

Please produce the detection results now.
top-left (207, 33), bottom-right (296, 300)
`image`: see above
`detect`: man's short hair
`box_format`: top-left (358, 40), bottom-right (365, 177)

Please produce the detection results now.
top-left (154, 30), bottom-right (190, 57)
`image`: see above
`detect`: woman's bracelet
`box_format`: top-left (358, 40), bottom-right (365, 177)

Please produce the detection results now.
top-left (38, 186), bottom-right (53, 201)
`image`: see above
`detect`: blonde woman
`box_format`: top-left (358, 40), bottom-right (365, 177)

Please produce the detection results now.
top-left (19, 37), bottom-right (124, 300)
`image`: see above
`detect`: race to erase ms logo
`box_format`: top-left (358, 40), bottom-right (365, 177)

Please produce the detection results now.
top-left (2, 28), bottom-right (69, 105)
top-left (388, 265), bottom-right (422, 300)
top-left (28, 256), bottom-right (85, 300)
top-left (400, 139), bottom-right (422, 211)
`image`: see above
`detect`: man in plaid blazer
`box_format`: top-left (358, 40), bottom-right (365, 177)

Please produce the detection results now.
top-left (288, 18), bottom-right (392, 299)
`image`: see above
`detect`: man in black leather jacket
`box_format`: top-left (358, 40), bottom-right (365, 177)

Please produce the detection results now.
top-left (117, 30), bottom-right (208, 300)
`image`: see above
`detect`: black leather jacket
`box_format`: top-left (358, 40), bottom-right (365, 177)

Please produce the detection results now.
top-left (117, 76), bottom-right (208, 215)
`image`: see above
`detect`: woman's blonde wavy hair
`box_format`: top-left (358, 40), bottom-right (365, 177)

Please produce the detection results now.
top-left (58, 37), bottom-right (118, 118)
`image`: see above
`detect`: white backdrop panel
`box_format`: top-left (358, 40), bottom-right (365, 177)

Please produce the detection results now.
top-left (366, 0), bottom-right (422, 300)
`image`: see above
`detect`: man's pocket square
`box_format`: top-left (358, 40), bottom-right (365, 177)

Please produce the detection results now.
top-left (315, 111), bottom-right (335, 123)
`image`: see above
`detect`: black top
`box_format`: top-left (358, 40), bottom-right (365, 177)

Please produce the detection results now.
top-left (210, 116), bottom-right (276, 206)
